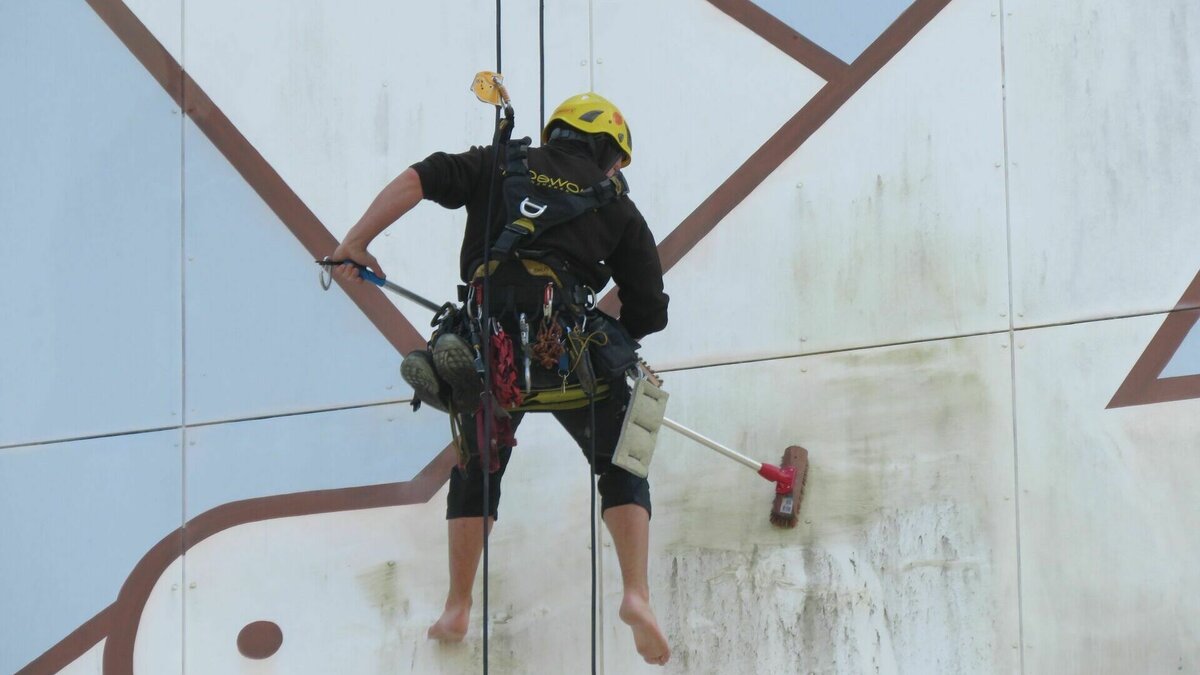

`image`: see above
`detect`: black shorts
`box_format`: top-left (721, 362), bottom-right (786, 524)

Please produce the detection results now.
top-left (445, 366), bottom-right (652, 521)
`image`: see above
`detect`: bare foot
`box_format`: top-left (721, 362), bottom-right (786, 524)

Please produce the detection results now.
top-left (427, 604), bottom-right (470, 642)
top-left (619, 593), bottom-right (670, 665)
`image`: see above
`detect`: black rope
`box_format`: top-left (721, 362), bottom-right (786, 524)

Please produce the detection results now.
top-left (588, 387), bottom-right (598, 675)
top-left (480, 2), bottom-right (503, 673)
top-left (479, 6), bottom-right (598, 674)
top-left (530, 4), bottom-right (598, 670)
top-left (539, 0), bottom-right (546, 133)
top-left (532, 5), bottom-right (600, 667)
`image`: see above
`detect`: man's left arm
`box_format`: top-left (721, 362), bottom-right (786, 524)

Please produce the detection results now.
top-left (608, 211), bottom-right (669, 341)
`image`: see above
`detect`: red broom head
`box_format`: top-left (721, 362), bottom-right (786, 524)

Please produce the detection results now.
top-left (769, 446), bottom-right (809, 529)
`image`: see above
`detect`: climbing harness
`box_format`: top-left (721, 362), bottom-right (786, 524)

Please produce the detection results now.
top-left (491, 136), bottom-right (628, 259)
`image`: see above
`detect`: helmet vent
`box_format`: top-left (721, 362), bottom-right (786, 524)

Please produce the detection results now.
top-left (578, 109), bottom-right (604, 123)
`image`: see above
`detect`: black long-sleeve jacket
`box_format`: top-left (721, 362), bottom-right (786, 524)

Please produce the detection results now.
top-left (410, 142), bottom-right (668, 340)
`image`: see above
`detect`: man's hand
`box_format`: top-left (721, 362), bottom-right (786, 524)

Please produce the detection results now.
top-left (329, 240), bottom-right (386, 285)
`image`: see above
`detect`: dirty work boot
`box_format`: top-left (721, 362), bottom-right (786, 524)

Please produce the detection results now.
top-left (401, 350), bottom-right (449, 413)
top-left (433, 334), bottom-right (485, 413)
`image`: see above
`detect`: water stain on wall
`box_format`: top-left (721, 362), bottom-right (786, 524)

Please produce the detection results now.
top-left (661, 500), bottom-right (995, 674)
top-left (355, 558), bottom-right (413, 669)
top-left (646, 339), bottom-right (1014, 673)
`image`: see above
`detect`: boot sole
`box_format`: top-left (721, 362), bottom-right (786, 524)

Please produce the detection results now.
top-left (433, 335), bottom-right (485, 413)
top-left (400, 352), bottom-right (448, 413)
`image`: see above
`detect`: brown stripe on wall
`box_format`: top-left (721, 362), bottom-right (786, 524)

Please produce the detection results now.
top-left (84, 0), bottom-right (182, 99)
top-left (19, 3), bottom-right (453, 672)
top-left (85, 0), bottom-right (425, 356)
top-left (658, 0), bottom-right (953, 272)
top-left (100, 445), bottom-right (456, 673)
top-left (602, 0), bottom-right (952, 314)
top-left (706, 0), bottom-right (848, 81)
top-left (14, 606), bottom-right (114, 675)
top-left (654, 81), bottom-right (848, 273)
top-left (19, 444), bottom-right (457, 674)
top-left (1180, 268), bottom-right (1200, 311)
top-left (1108, 270), bottom-right (1200, 408)
top-left (1128, 371), bottom-right (1200, 407)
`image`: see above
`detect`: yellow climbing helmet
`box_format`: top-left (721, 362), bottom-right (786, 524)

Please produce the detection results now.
top-left (542, 92), bottom-right (633, 167)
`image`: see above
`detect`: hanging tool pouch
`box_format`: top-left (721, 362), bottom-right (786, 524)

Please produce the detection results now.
top-left (612, 376), bottom-right (669, 479)
top-left (584, 309), bottom-right (641, 378)
top-left (491, 137), bottom-right (628, 259)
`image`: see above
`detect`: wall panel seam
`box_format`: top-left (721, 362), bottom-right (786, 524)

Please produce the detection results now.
top-left (997, 0), bottom-right (1027, 671)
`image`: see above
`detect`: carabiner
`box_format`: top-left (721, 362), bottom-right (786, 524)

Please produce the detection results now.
top-left (466, 284), bottom-right (481, 321)
top-left (542, 283), bottom-right (554, 319)
top-left (317, 256), bottom-right (334, 290)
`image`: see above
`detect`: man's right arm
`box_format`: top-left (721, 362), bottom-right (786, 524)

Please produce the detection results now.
top-left (331, 167), bottom-right (424, 284)
top-left (331, 146), bottom-right (489, 285)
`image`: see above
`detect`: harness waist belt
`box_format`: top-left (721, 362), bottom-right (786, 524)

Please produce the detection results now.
top-left (457, 283), bottom-right (592, 314)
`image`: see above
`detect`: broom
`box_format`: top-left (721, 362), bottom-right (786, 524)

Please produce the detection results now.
top-left (662, 420), bottom-right (808, 528)
top-left (638, 362), bottom-right (808, 529)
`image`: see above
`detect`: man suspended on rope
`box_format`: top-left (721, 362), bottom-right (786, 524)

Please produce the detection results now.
top-left (330, 93), bottom-right (671, 666)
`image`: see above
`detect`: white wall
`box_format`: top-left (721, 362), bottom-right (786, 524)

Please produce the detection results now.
top-left (4, 0), bottom-right (1199, 673)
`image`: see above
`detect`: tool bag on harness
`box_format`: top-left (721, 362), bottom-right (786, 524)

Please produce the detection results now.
top-left (491, 137), bottom-right (628, 258)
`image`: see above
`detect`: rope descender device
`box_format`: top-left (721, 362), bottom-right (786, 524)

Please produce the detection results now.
top-left (471, 71), bottom-right (513, 116)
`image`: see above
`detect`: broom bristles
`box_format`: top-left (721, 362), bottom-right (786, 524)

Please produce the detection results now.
top-left (769, 445), bottom-right (808, 529)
